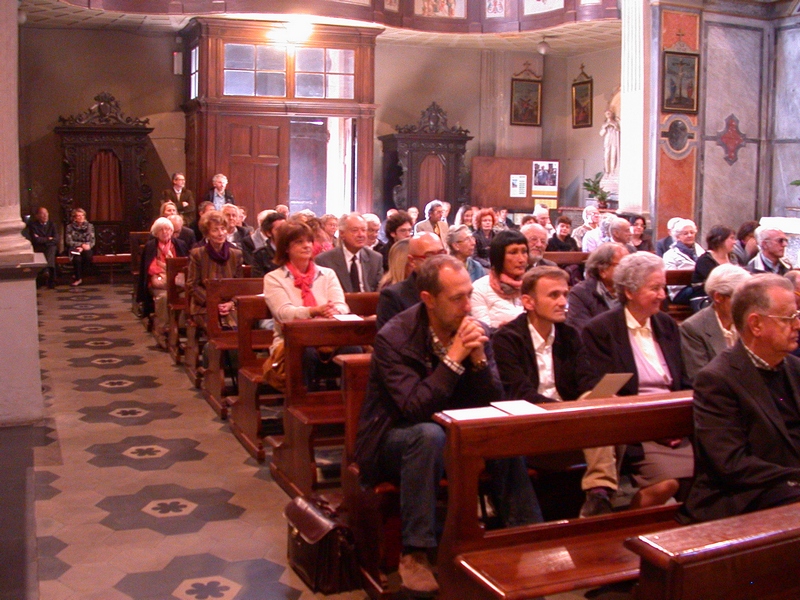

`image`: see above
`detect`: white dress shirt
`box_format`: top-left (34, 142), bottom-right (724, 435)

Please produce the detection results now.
top-left (528, 320), bottom-right (561, 401)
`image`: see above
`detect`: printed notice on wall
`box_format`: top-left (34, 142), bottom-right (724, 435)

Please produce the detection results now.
top-left (510, 174), bottom-right (527, 197)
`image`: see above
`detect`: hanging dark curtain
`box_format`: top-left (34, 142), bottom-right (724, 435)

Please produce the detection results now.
top-left (418, 154), bottom-right (446, 205)
top-left (90, 150), bottom-right (123, 222)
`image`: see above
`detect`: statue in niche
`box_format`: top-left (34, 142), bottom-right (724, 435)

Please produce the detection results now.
top-left (600, 109), bottom-right (620, 177)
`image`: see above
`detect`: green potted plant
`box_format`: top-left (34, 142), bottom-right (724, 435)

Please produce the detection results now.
top-left (583, 172), bottom-right (610, 210)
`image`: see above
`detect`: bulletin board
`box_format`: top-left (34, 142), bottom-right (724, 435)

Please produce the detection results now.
top-left (471, 156), bottom-right (559, 210)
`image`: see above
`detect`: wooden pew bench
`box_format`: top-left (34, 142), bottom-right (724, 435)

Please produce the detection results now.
top-left (165, 257), bottom-right (189, 364)
top-left (56, 252), bottom-right (132, 285)
top-left (230, 292), bottom-right (379, 463)
top-left (626, 503), bottom-right (800, 600)
top-left (433, 391), bottom-right (694, 600)
top-left (201, 278), bottom-right (268, 419)
top-left (666, 269), bottom-right (695, 323)
top-left (271, 317), bottom-right (377, 498)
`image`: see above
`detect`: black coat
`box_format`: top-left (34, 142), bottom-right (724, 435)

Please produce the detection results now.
top-left (565, 276), bottom-right (613, 335)
top-left (354, 303), bottom-right (503, 485)
top-left (376, 272), bottom-right (420, 331)
top-left (578, 307), bottom-right (687, 396)
top-left (492, 313), bottom-right (582, 403)
top-left (683, 343), bottom-right (800, 522)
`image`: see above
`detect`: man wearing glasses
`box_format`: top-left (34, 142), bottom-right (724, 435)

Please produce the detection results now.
top-left (747, 227), bottom-right (793, 275)
top-left (683, 274), bottom-right (800, 522)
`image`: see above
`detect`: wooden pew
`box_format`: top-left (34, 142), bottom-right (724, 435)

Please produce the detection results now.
top-left (543, 251), bottom-right (589, 267)
top-left (666, 269), bottom-right (694, 323)
top-left (432, 391), bottom-right (694, 600)
top-left (271, 317), bottom-right (377, 498)
top-left (229, 292), bottom-right (379, 462)
top-left (626, 503), bottom-right (800, 600)
top-left (338, 353), bottom-right (399, 600)
top-left (201, 278), bottom-right (267, 419)
top-left (229, 294), bottom-right (280, 461)
top-left (165, 257), bottom-right (189, 364)
top-left (130, 232), bottom-right (151, 315)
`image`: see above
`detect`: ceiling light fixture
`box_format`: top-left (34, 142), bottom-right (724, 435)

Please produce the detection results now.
top-left (537, 37), bottom-right (551, 55)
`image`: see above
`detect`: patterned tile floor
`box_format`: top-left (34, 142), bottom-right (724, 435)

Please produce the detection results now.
top-left (28, 283), bottom-right (598, 600)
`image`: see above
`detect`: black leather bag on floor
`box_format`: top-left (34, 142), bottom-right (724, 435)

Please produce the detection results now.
top-left (284, 495), bottom-right (361, 594)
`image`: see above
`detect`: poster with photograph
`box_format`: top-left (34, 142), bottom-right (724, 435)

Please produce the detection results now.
top-left (532, 161), bottom-right (559, 199)
top-left (510, 174), bottom-right (527, 197)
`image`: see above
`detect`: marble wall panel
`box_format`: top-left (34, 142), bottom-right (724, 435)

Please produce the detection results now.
top-left (774, 25), bottom-right (800, 141)
top-left (703, 23), bottom-right (764, 138)
top-left (771, 143), bottom-right (800, 217)
top-left (657, 148), bottom-right (695, 235)
top-left (700, 141), bottom-right (758, 234)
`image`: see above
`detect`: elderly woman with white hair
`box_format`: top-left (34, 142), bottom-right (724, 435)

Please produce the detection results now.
top-left (663, 218), bottom-right (706, 304)
top-left (578, 252), bottom-right (693, 514)
top-left (136, 217), bottom-right (189, 348)
top-left (413, 199), bottom-right (449, 248)
top-left (680, 263), bottom-right (750, 383)
top-left (571, 205), bottom-right (601, 247)
top-left (582, 212), bottom-right (616, 253)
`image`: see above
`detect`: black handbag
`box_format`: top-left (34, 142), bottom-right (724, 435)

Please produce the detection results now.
top-left (284, 495), bottom-right (361, 594)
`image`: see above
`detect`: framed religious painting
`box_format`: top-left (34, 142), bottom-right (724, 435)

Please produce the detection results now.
top-left (571, 79), bottom-right (593, 128)
top-left (510, 78), bottom-right (541, 126)
top-left (662, 51), bottom-right (700, 114)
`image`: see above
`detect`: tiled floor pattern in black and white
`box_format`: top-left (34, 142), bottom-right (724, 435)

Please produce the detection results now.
top-left (32, 283), bottom-right (591, 600)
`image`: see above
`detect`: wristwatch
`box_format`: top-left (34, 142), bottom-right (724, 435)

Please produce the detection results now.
top-left (471, 358), bottom-right (489, 371)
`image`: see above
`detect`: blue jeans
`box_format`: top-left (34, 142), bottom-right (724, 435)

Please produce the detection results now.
top-left (379, 422), bottom-right (542, 548)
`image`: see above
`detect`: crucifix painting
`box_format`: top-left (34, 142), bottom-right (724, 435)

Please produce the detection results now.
top-left (662, 51), bottom-right (699, 114)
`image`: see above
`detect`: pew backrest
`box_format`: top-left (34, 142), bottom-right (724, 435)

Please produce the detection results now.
top-left (166, 257), bottom-right (189, 308)
top-left (204, 278), bottom-right (265, 338)
top-left (235, 294), bottom-right (274, 368)
top-left (344, 292), bottom-right (379, 317)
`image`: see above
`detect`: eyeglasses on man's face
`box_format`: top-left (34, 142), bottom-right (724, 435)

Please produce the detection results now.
top-left (761, 310), bottom-right (800, 324)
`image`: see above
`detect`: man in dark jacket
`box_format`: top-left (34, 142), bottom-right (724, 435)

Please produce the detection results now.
top-left (683, 274), bottom-right (800, 522)
top-left (26, 207), bottom-right (59, 288)
top-left (375, 232), bottom-right (444, 330)
top-left (492, 266), bottom-right (582, 404)
top-left (355, 255), bottom-right (541, 595)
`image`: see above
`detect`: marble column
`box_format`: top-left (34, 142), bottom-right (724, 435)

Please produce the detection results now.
top-left (0, 1), bottom-right (44, 425)
top-left (618, 0), bottom-right (652, 215)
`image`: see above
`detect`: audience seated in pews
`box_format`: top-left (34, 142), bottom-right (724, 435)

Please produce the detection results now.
top-left (578, 252), bottom-right (693, 515)
top-left (582, 212), bottom-right (615, 253)
top-left (566, 242), bottom-right (628, 334)
top-left (609, 216), bottom-right (637, 254)
top-left (375, 232), bottom-right (444, 330)
top-left (378, 237), bottom-right (410, 291)
top-left (655, 216), bottom-right (681, 257)
top-left (571, 205), bottom-right (600, 248)
top-left (532, 204), bottom-right (555, 236)
top-left (137, 217), bottom-right (189, 348)
top-left (682, 274), bottom-right (800, 522)
top-left (453, 204), bottom-right (474, 233)
top-left (363, 213), bottom-right (383, 253)
top-left (355, 255), bottom-right (541, 596)
top-left (379, 210), bottom-right (413, 270)
top-left (251, 212), bottom-right (286, 279)
top-left (663, 218), bottom-right (705, 305)
top-left (205, 173), bottom-right (235, 211)
top-left (521, 222), bottom-right (556, 269)
top-left (492, 266), bottom-right (582, 403)
top-left (315, 213), bottom-right (383, 293)
top-left (64, 207), bottom-right (95, 287)
top-left (680, 264), bottom-right (750, 383)
top-left (447, 224), bottom-right (485, 282)
top-left (747, 226), bottom-right (793, 275)
top-left (732, 220), bottom-right (760, 266)
top-left (471, 229), bottom-right (529, 330)
top-left (628, 213), bottom-right (654, 253)
top-left (222, 204), bottom-right (250, 255)
top-left (168, 214), bottom-right (196, 249)
top-left (692, 225), bottom-right (737, 287)
top-left (414, 200), bottom-right (449, 249)
top-left (546, 215), bottom-right (579, 252)
top-left (186, 210), bottom-right (244, 330)
top-left (27, 206), bottom-right (58, 288)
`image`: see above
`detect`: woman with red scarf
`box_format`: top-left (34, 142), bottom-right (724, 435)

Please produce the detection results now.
top-left (186, 211), bottom-right (244, 330)
top-left (136, 217), bottom-right (188, 348)
top-left (262, 221), bottom-right (350, 389)
top-left (470, 229), bottom-right (529, 331)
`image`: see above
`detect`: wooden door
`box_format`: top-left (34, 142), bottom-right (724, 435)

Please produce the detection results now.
top-left (289, 118), bottom-right (328, 216)
top-left (217, 115), bottom-right (290, 219)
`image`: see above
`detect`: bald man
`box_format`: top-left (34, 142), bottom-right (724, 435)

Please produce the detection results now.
top-left (376, 232), bottom-right (446, 329)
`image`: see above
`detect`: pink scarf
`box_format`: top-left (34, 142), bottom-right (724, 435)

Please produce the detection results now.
top-left (489, 270), bottom-right (522, 301)
top-left (285, 261), bottom-right (318, 308)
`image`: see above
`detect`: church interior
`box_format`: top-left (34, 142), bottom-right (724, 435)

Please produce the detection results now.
top-left (3, 0), bottom-right (800, 598)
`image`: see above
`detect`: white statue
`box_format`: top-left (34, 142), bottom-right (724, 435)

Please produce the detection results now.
top-left (600, 110), bottom-right (620, 177)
